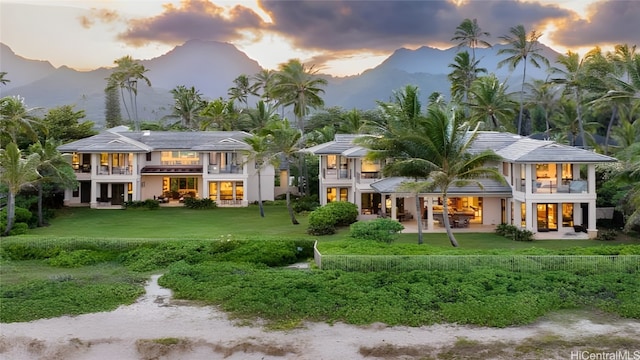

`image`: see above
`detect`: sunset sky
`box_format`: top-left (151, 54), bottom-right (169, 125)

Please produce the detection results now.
top-left (1, 0), bottom-right (639, 77)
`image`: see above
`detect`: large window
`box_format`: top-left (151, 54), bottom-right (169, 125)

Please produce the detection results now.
top-left (209, 152), bottom-right (240, 173)
top-left (209, 181), bottom-right (243, 203)
top-left (360, 159), bottom-right (381, 179)
top-left (327, 187), bottom-right (348, 202)
top-left (361, 193), bottom-right (381, 215)
top-left (161, 151), bottom-right (199, 165)
top-left (167, 177), bottom-right (198, 194)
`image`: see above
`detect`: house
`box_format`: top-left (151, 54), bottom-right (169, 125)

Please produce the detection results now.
top-left (57, 127), bottom-right (275, 208)
top-left (302, 132), bottom-right (617, 239)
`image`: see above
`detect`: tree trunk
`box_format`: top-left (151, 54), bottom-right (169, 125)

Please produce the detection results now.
top-left (257, 169), bottom-right (265, 218)
top-left (4, 192), bottom-right (16, 236)
top-left (604, 105), bottom-right (617, 155)
top-left (576, 88), bottom-right (587, 149)
top-left (415, 194), bottom-right (423, 245)
top-left (441, 195), bottom-right (459, 247)
top-left (285, 164), bottom-right (299, 225)
top-left (517, 62), bottom-right (528, 136)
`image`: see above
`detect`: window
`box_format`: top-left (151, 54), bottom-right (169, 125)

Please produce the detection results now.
top-left (146, 153), bottom-right (152, 161)
top-left (235, 182), bottom-right (243, 200)
top-left (169, 177), bottom-right (198, 193)
top-left (100, 153), bottom-right (108, 166)
top-left (161, 151), bottom-right (199, 165)
top-left (209, 181), bottom-right (243, 202)
top-left (209, 182), bottom-right (217, 200)
top-left (327, 187), bottom-right (348, 202)
top-left (326, 155), bottom-right (337, 169)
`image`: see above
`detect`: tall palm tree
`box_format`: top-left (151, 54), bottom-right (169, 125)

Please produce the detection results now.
top-left (243, 133), bottom-right (275, 218)
top-left (245, 100), bottom-right (279, 132)
top-left (467, 74), bottom-right (517, 131)
top-left (28, 140), bottom-right (76, 226)
top-left (0, 96), bottom-right (41, 148)
top-left (107, 55), bottom-right (151, 131)
top-left (451, 18), bottom-right (492, 62)
top-left (497, 24), bottom-right (550, 135)
top-left (549, 49), bottom-right (606, 148)
top-left (252, 69), bottom-right (276, 104)
top-left (415, 106), bottom-right (503, 247)
top-left (271, 59), bottom-right (328, 196)
top-left (448, 51), bottom-right (487, 112)
top-left (169, 85), bottom-right (206, 129)
top-left (261, 119), bottom-right (302, 225)
top-left (524, 79), bottom-right (561, 138)
top-left (228, 74), bottom-right (258, 108)
top-left (271, 59), bottom-right (328, 134)
top-left (199, 98), bottom-right (240, 131)
top-left (0, 142), bottom-right (40, 236)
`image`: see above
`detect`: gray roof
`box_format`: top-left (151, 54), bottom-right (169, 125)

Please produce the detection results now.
top-left (58, 128), bottom-right (252, 153)
top-left (370, 176), bottom-right (513, 196)
top-left (302, 131), bottom-right (617, 164)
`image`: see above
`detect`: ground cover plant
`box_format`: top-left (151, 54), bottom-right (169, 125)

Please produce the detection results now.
top-left (1, 205), bottom-right (639, 327)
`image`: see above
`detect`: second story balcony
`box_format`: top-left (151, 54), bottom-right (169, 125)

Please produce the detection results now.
top-left (531, 179), bottom-right (588, 194)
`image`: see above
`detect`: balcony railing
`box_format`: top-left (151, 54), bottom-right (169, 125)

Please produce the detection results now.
top-left (532, 179), bottom-right (588, 194)
top-left (323, 168), bottom-right (351, 180)
top-left (208, 165), bottom-right (242, 174)
top-left (97, 165), bottom-right (133, 175)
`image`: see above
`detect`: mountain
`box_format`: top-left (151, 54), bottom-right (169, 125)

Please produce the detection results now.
top-left (0, 40), bottom-right (561, 126)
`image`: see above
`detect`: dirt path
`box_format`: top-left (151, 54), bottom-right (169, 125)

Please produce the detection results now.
top-left (1, 275), bottom-right (639, 359)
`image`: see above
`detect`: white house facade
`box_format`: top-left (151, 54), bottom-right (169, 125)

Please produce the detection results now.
top-left (303, 132), bottom-right (617, 239)
top-left (57, 127), bottom-right (275, 208)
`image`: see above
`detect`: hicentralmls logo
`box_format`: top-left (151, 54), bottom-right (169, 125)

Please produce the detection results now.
top-left (570, 350), bottom-right (640, 360)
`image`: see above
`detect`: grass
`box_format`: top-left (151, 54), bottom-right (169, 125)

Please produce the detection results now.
top-left (27, 205), bottom-right (310, 239)
top-left (2, 205), bottom-right (639, 326)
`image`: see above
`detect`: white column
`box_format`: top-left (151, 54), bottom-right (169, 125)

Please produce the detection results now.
top-left (587, 199), bottom-right (597, 239)
top-left (573, 202), bottom-right (582, 227)
top-left (588, 164), bottom-right (596, 194)
top-left (513, 200), bottom-right (521, 228)
top-left (90, 154), bottom-right (98, 208)
top-left (525, 201), bottom-right (534, 231)
top-left (390, 194), bottom-right (397, 221)
top-left (427, 196), bottom-right (435, 230)
top-left (525, 164), bottom-right (532, 194)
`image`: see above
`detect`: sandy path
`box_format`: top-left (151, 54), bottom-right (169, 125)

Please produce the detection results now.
top-left (1, 274), bottom-right (639, 360)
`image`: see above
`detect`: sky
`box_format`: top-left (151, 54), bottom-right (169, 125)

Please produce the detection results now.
top-left (1, 0), bottom-right (639, 77)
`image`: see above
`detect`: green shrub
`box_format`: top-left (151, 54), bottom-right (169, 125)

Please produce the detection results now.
top-left (325, 201), bottom-right (359, 226)
top-left (293, 195), bottom-right (320, 213)
top-left (495, 223), bottom-right (534, 241)
top-left (596, 229), bottom-right (618, 241)
top-left (349, 219), bottom-right (405, 243)
top-left (183, 197), bottom-right (217, 209)
top-left (48, 249), bottom-right (115, 268)
top-left (307, 209), bottom-right (336, 235)
top-left (8, 222), bottom-right (29, 235)
top-left (123, 199), bottom-right (160, 210)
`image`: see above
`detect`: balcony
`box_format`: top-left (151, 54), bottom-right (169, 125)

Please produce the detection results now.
top-left (98, 165), bottom-right (133, 175)
top-left (532, 179), bottom-right (588, 194)
top-left (208, 164), bottom-right (242, 174)
top-left (323, 168), bottom-right (351, 180)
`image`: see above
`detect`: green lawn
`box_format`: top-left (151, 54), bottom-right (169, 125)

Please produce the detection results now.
top-left (27, 205), bottom-right (311, 240)
top-left (22, 205), bottom-right (639, 252)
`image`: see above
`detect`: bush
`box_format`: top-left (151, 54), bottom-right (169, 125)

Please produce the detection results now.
top-left (293, 195), bottom-right (320, 213)
top-left (48, 249), bottom-right (115, 268)
top-left (307, 209), bottom-right (336, 235)
top-left (123, 199), bottom-right (160, 210)
top-left (325, 201), bottom-right (359, 226)
top-left (596, 229), bottom-right (618, 241)
top-left (495, 223), bottom-right (534, 241)
top-left (183, 197), bottom-right (217, 209)
top-left (8, 222), bottom-right (29, 235)
top-left (349, 219), bottom-right (405, 243)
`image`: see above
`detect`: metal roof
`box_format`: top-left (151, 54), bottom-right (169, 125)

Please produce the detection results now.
top-left (370, 176), bottom-right (513, 196)
top-left (58, 129), bottom-right (252, 153)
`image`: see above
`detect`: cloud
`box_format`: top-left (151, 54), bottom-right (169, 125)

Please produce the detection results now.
top-left (118, 0), bottom-right (265, 46)
top-left (259, 0), bottom-right (572, 52)
top-left (549, 0), bottom-right (640, 47)
top-left (78, 8), bottom-right (121, 29)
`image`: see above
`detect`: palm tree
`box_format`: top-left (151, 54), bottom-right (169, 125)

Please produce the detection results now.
top-left (228, 74), bottom-right (258, 108)
top-left (414, 106), bottom-right (504, 247)
top-left (0, 72), bottom-right (10, 86)
top-left (271, 59), bottom-right (328, 196)
top-left (245, 100), bottom-right (279, 132)
top-left (28, 140), bottom-right (76, 226)
top-left (243, 133), bottom-right (274, 218)
top-left (261, 119), bottom-right (302, 225)
top-left (467, 74), bottom-right (517, 131)
top-left (252, 69), bottom-right (276, 104)
top-left (169, 85), bottom-right (206, 129)
top-left (448, 51), bottom-right (487, 112)
top-left (451, 18), bottom-right (492, 62)
top-left (107, 55), bottom-right (151, 131)
top-left (524, 79), bottom-right (561, 138)
top-left (497, 24), bottom-right (550, 135)
top-left (0, 96), bottom-right (41, 148)
top-left (0, 142), bottom-right (40, 236)
top-left (199, 98), bottom-right (240, 131)
top-left (549, 49), bottom-right (604, 148)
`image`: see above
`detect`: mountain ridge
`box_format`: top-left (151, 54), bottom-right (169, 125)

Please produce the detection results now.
top-left (0, 40), bottom-right (561, 126)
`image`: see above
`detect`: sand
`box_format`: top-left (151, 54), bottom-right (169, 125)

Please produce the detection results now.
top-left (1, 274), bottom-right (639, 359)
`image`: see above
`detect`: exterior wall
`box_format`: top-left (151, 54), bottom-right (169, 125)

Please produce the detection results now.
top-left (140, 176), bottom-right (163, 200)
top-left (482, 197), bottom-right (502, 226)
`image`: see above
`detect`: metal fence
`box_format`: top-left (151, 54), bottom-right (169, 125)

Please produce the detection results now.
top-left (313, 242), bottom-right (639, 273)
